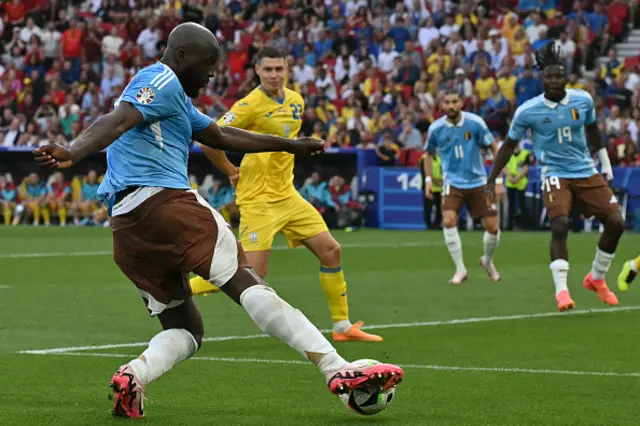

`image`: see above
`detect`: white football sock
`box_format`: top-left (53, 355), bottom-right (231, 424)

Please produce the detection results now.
top-left (128, 328), bottom-right (197, 386)
top-left (332, 320), bottom-right (352, 333)
top-left (591, 248), bottom-right (614, 280)
top-left (550, 259), bottom-right (570, 296)
top-left (443, 227), bottom-right (466, 273)
top-left (240, 284), bottom-right (347, 375)
top-left (482, 231), bottom-right (500, 264)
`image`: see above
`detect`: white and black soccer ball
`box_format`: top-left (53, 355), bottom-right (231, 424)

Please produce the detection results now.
top-left (338, 359), bottom-right (397, 416)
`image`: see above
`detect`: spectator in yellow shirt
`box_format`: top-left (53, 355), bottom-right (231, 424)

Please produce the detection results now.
top-left (497, 66), bottom-right (517, 103)
top-left (475, 66), bottom-right (496, 101)
top-left (565, 73), bottom-right (585, 90)
top-left (455, 4), bottom-right (479, 27)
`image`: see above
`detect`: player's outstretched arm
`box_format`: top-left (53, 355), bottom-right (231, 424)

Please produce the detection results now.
top-left (34, 102), bottom-right (144, 168)
top-left (192, 122), bottom-right (325, 156)
top-left (585, 122), bottom-right (613, 181)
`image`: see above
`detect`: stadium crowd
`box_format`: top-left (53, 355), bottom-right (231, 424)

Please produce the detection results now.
top-left (0, 0), bottom-right (639, 225)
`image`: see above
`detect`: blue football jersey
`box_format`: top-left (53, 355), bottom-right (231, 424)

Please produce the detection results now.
top-left (507, 89), bottom-right (598, 180)
top-left (98, 62), bottom-right (213, 203)
top-left (424, 112), bottom-right (495, 189)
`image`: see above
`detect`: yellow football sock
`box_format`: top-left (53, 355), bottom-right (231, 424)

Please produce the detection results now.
top-left (220, 206), bottom-right (231, 224)
top-left (29, 203), bottom-right (40, 224)
top-left (3, 206), bottom-right (11, 225)
top-left (319, 266), bottom-right (349, 323)
top-left (42, 207), bottom-right (51, 225)
top-left (189, 276), bottom-right (220, 294)
top-left (634, 256), bottom-right (640, 271)
top-left (58, 207), bottom-right (68, 225)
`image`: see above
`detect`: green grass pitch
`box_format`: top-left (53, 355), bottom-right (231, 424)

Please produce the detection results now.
top-left (1, 227), bottom-right (639, 425)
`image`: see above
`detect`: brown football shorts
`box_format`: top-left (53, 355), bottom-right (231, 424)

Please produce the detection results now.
top-left (111, 189), bottom-right (250, 314)
top-left (542, 174), bottom-right (619, 221)
top-left (442, 184), bottom-right (498, 218)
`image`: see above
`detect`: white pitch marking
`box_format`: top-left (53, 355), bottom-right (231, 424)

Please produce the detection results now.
top-left (0, 241), bottom-right (447, 260)
top-left (0, 285), bottom-right (12, 289)
top-left (39, 352), bottom-right (640, 378)
top-left (18, 305), bottom-right (640, 355)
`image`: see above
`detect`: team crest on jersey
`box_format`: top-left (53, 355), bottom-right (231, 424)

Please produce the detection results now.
top-left (136, 87), bottom-right (155, 105)
top-left (464, 131), bottom-right (471, 140)
top-left (223, 112), bottom-right (235, 125)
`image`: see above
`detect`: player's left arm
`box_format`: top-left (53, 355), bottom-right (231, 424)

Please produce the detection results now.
top-left (476, 118), bottom-right (505, 194)
top-left (583, 95), bottom-right (613, 181)
top-left (192, 118), bottom-right (324, 156)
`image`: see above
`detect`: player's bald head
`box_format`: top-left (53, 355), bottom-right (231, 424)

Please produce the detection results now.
top-left (163, 22), bottom-right (221, 99)
top-left (166, 22), bottom-right (220, 60)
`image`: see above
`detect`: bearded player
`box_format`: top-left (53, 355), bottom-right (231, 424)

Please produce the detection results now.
top-left (487, 42), bottom-right (624, 311)
top-left (423, 89), bottom-right (504, 285)
top-left (190, 45), bottom-right (382, 342)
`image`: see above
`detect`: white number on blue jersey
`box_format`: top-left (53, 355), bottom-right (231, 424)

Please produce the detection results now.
top-left (557, 127), bottom-right (573, 144)
top-left (454, 145), bottom-right (465, 159)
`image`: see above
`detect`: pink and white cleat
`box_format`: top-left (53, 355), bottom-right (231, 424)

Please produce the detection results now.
top-left (480, 257), bottom-right (501, 282)
top-left (327, 363), bottom-right (404, 395)
top-left (449, 270), bottom-right (468, 285)
top-left (109, 364), bottom-right (145, 419)
top-left (583, 272), bottom-right (619, 306)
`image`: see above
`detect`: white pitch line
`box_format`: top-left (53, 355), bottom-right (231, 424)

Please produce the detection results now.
top-left (0, 241), bottom-right (445, 260)
top-left (18, 305), bottom-right (640, 355)
top-left (38, 352), bottom-right (640, 378)
top-left (0, 285), bottom-right (12, 289)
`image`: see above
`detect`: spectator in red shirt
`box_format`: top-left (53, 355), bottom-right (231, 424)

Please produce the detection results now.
top-left (61, 19), bottom-right (84, 73)
top-left (5, 0), bottom-right (26, 25)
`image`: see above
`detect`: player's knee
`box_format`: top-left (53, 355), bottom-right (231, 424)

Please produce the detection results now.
top-left (442, 214), bottom-right (457, 229)
top-left (319, 240), bottom-right (342, 266)
top-left (483, 218), bottom-right (499, 234)
top-left (550, 216), bottom-right (570, 239)
top-left (604, 213), bottom-right (625, 235)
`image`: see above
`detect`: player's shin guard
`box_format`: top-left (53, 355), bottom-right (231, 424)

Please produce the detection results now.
top-left (128, 328), bottom-right (197, 386)
top-left (240, 284), bottom-right (347, 374)
top-left (482, 231), bottom-right (500, 263)
top-left (591, 248), bottom-right (614, 281)
top-left (319, 266), bottom-right (350, 331)
top-left (443, 227), bottom-right (466, 273)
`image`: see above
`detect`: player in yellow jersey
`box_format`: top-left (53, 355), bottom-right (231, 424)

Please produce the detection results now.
top-left (618, 255), bottom-right (640, 291)
top-left (190, 46), bottom-right (382, 342)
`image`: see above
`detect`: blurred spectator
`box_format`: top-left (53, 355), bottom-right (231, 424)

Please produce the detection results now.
top-left (376, 134), bottom-right (400, 166)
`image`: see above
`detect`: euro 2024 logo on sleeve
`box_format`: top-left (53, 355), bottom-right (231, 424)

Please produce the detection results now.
top-left (136, 87), bottom-right (155, 105)
top-left (223, 112), bottom-right (235, 125)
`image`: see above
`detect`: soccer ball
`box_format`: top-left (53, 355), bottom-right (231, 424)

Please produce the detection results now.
top-left (338, 359), bottom-right (397, 416)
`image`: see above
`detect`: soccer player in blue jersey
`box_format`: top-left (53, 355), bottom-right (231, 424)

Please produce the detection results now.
top-left (486, 42), bottom-right (624, 311)
top-left (33, 23), bottom-right (403, 419)
top-left (424, 89), bottom-right (504, 285)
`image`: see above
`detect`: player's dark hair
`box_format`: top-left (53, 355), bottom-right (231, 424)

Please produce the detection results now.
top-left (256, 45), bottom-right (287, 63)
top-left (443, 88), bottom-right (459, 97)
top-left (534, 41), bottom-right (563, 70)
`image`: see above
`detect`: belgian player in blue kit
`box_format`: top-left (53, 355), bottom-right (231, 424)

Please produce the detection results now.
top-left (487, 42), bottom-right (624, 311)
top-left (424, 89), bottom-right (504, 285)
top-left (34, 23), bottom-right (403, 419)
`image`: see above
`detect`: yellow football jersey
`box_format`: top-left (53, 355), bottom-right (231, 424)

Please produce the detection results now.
top-left (218, 86), bottom-right (304, 205)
